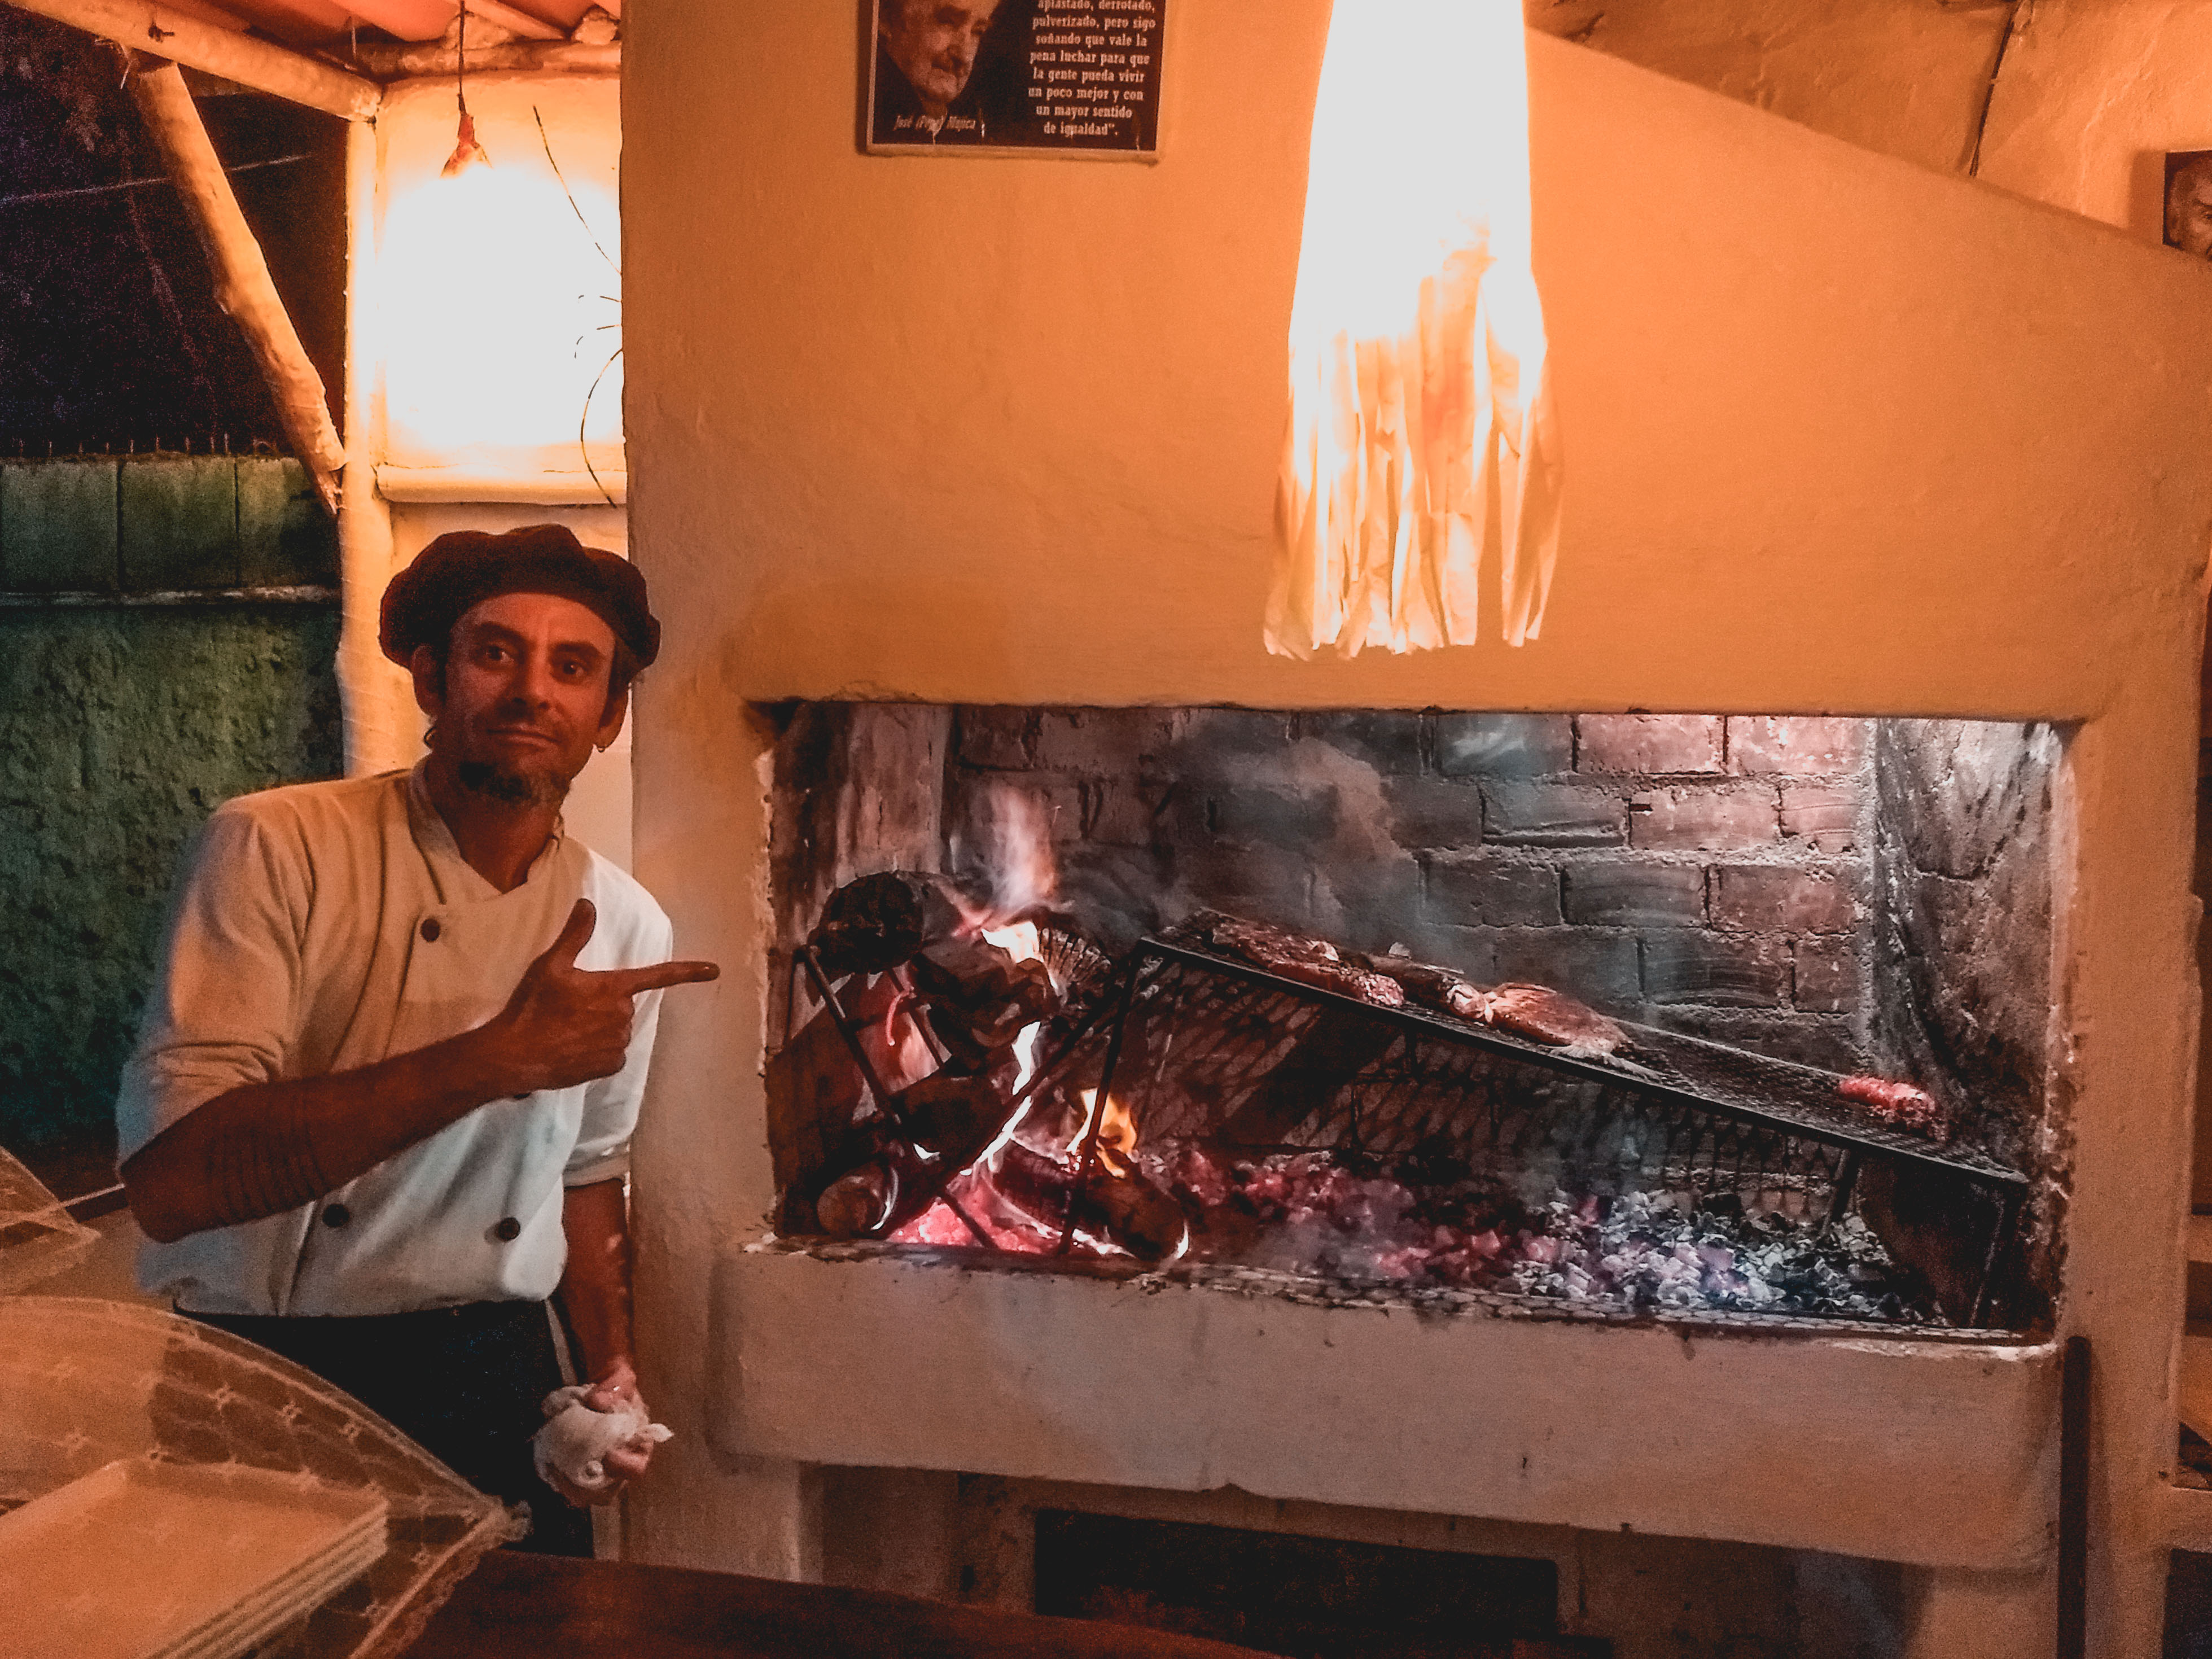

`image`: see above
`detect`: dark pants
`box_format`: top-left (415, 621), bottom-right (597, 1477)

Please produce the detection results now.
top-left (185, 1300), bottom-right (595, 1559)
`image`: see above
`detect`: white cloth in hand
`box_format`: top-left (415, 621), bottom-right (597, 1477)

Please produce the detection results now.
top-left (532, 1384), bottom-right (673, 1494)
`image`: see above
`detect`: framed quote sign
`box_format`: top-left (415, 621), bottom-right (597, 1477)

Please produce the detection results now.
top-left (866, 0), bottom-right (1166, 159)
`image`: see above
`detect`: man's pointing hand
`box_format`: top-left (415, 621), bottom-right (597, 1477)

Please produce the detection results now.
top-left (488, 899), bottom-right (719, 1094)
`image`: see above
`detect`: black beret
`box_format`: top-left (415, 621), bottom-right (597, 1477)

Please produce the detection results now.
top-left (379, 524), bottom-right (659, 670)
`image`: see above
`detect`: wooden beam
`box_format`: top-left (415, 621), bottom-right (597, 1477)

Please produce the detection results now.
top-left (346, 38), bottom-right (617, 76)
top-left (459, 0), bottom-right (565, 43)
top-left (127, 58), bottom-right (345, 516)
top-left (3, 0), bottom-right (380, 120)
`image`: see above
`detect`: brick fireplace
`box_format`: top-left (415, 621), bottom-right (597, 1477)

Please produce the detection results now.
top-left (759, 703), bottom-right (2055, 1339)
top-left (624, 14), bottom-right (2212, 1655)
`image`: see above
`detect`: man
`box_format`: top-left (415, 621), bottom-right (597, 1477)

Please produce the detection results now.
top-left (873, 0), bottom-right (1002, 144)
top-left (117, 524), bottom-right (717, 1558)
top-left (2168, 151), bottom-right (2212, 259)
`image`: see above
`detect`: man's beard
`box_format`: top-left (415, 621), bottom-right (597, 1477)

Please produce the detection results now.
top-left (456, 759), bottom-right (569, 810)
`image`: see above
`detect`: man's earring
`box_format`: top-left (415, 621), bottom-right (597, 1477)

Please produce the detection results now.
top-left (423, 720), bottom-right (438, 747)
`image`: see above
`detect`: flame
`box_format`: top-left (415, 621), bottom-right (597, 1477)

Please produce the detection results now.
top-left (1075, 1088), bottom-right (1138, 1178)
top-left (958, 785), bottom-right (1058, 930)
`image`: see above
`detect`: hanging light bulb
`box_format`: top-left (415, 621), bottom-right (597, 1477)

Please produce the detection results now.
top-left (442, 3), bottom-right (490, 176)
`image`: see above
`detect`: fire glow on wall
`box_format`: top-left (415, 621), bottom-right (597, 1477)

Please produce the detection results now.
top-left (1269, 0), bottom-right (1562, 659)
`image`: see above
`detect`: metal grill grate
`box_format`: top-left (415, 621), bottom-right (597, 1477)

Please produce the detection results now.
top-left (1105, 939), bottom-right (2027, 1193)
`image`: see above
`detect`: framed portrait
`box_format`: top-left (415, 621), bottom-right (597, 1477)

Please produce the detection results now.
top-left (865, 0), bottom-right (1166, 159)
top-left (2165, 150), bottom-right (2212, 256)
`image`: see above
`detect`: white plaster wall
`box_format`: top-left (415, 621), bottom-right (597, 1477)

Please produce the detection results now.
top-left (1528, 0), bottom-right (2012, 176)
top-left (1977, 0), bottom-right (2212, 237)
top-left (622, 11), bottom-right (2212, 1652)
top-left (719, 1249), bottom-right (2060, 1571)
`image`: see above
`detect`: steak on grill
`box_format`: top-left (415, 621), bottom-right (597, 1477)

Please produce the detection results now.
top-left (1475, 983), bottom-right (1627, 1056)
top-left (1194, 913), bottom-right (1406, 1006)
top-left (1838, 1075), bottom-right (1950, 1143)
top-left (1361, 955), bottom-right (1486, 1019)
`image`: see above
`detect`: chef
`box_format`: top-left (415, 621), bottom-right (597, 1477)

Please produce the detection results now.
top-left (116, 524), bottom-right (717, 1557)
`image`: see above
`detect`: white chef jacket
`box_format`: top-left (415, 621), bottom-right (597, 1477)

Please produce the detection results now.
top-left (117, 763), bottom-right (674, 1317)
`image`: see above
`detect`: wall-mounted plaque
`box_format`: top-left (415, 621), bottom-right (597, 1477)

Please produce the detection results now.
top-left (866, 0), bottom-right (1166, 159)
top-left (2167, 150), bottom-right (2212, 259)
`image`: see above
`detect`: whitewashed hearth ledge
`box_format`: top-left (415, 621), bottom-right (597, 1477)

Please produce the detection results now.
top-left (712, 1243), bottom-right (2061, 1572)
top-left (373, 466), bottom-right (626, 506)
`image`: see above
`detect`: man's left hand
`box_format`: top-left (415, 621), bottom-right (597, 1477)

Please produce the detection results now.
top-left (546, 1357), bottom-right (658, 1508)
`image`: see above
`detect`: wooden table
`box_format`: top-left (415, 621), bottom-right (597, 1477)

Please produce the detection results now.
top-left (403, 1551), bottom-right (1272, 1659)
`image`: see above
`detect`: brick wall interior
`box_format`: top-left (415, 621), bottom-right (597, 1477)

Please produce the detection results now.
top-left (946, 707), bottom-right (1881, 1074)
top-left (767, 704), bottom-right (2060, 1183)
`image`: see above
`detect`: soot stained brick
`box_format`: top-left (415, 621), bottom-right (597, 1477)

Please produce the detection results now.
top-left (1423, 856), bottom-right (1562, 927)
top-left (1780, 783), bottom-right (1858, 852)
top-left (1793, 939), bottom-right (1860, 1013)
top-left (1711, 866), bottom-right (1856, 934)
top-left (1628, 786), bottom-right (1779, 851)
top-left (1491, 927), bottom-right (1642, 1012)
top-left (1381, 776), bottom-right (1483, 849)
top-left (1033, 708), bottom-right (1175, 777)
top-left (1726, 716), bottom-right (1867, 778)
top-left (1383, 925), bottom-right (1500, 984)
top-left (1298, 711), bottom-right (1425, 774)
top-left (1087, 778), bottom-right (1175, 847)
top-left (1176, 708), bottom-right (1300, 760)
top-left (1575, 715), bottom-right (1723, 776)
top-left (1642, 933), bottom-right (1791, 1007)
top-left (957, 707), bottom-right (1034, 769)
top-left (1482, 782), bottom-right (1624, 847)
top-left (1562, 863), bottom-right (1706, 928)
top-left (1210, 785), bottom-right (1338, 848)
top-left (1434, 713), bottom-right (1574, 780)
top-left (1319, 860), bottom-right (1425, 958)
top-left (1178, 843), bottom-right (1316, 930)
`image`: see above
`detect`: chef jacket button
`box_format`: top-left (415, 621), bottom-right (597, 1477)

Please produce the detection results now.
top-left (322, 1203), bottom-right (352, 1228)
top-left (493, 1216), bottom-right (522, 1243)
top-left (420, 918), bottom-right (441, 943)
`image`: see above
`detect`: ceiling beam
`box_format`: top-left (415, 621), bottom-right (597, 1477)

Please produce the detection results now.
top-left (459, 0), bottom-right (564, 43)
top-left (346, 36), bottom-right (615, 76)
top-left (128, 55), bottom-right (345, 515)
top-left (3, 0), bottom-right (380, 119)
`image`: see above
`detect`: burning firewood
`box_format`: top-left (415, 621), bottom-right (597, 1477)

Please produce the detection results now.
top-left (908, 934), bottom-right (1059, 1067)
top-left (897, 1071), bottom-right (1004, 1166)
top-left (991, 1141), bottom-right (1189, 1263)
top-left (809, 872), bottom-right (969, 978)
top-left (814, 1161), bottom-right (897, 1237)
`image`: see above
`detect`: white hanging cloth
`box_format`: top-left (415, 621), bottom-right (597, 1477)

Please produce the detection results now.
top-left (1268, 0), bottom-right (1563, 658)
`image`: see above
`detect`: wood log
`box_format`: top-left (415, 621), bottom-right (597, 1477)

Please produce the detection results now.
top-left (127, 59), bottom-right (345, 515)
top-left (814, 1162), bottom-right (896, 1238)
top-left (5, 0), bottom-right (379, 119)
top-left (992, 1142), bottom-right (1188, 1263)
top-left (344, 38), bottom-right (619, 76)
top-left (459, 0), bottom-right (566, 42)
top-left (811, 872), bottom-right (967, 978)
